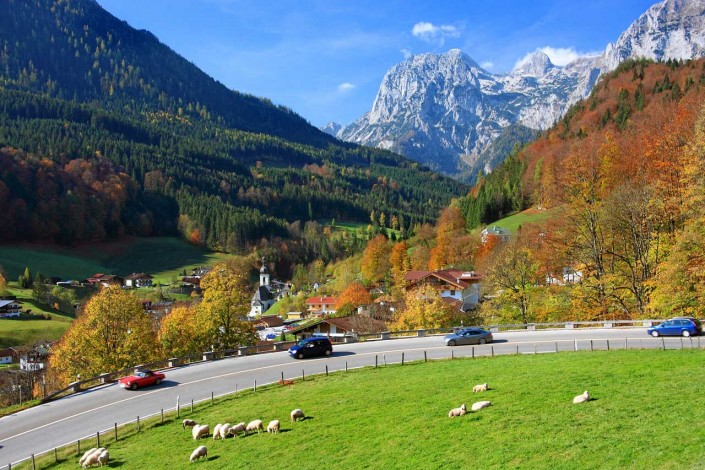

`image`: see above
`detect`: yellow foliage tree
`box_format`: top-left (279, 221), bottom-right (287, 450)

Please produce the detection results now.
top-left (47, 286), bottom-right (161, 386)
top-left (394, 286), bottom-right (460, 330)
top-left (390, 241), bottom-right (411, 289)
top-left (158, 304), bottom-right (201, 357)
top-left (360, 234), bottom-right (391, 284)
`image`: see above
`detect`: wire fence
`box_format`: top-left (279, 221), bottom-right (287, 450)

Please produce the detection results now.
top-left (2, 334), bottom-right (703, 470)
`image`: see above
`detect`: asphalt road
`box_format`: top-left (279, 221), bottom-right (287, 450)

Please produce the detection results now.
top-left (0, 327), bottom-right (700, 467)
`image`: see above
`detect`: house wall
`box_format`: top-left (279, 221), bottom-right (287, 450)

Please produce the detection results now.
top-left (0, 356), bottom-right (11, 364)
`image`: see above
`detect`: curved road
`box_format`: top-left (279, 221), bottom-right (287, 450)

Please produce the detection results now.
top-left (0, 328), bottom-right (698, 467)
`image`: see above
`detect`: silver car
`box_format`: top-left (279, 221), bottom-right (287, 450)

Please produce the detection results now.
top-left (444, 328), bottom-right (493, 346)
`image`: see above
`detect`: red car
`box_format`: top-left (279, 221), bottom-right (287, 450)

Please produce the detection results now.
top-left (118, 369), bottom-right (165, 390)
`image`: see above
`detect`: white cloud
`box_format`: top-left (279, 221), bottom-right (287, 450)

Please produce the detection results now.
top-left (514, 46), bottom-right (601, 69)
top-left (411, 21), bottom-right (460, 44)
top-left (337, 82), bottom-right (355, 93)
top-left (481, 61), bottom-right (494, 70)
top-left (401, 48), bottom-right (412, 59)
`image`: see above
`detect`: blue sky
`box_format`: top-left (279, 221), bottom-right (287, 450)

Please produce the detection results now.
top-left (98, 0), bottom-right (658, 128)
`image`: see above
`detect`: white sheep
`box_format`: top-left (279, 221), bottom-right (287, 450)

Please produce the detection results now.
top-left (81, 447), bottom-right (105, 468)
top-left (78, 448), bottom-right (97, 466)
top-left (573, 391), bottom-right (590, 404)
top-left (212, 423), bottom-right (223, 440)
top-left (97, 450), bottom-right (109, 467)
top-left (219, 423), bottom-right (231, 439)
top-left (192, 424), bottom-right (210, 440)
top-left (246, 419), bottom-right (264, 434)
top-left (227, 422), bottom-right (247, 437)
top-left (189, 445), bottom-right (208, 463)
top-left (267, 419), bottom-right (280, 433)
top-left (471, 401), bottom-right (492, 411)
top-left (183, 419), bottom-right (197, 429)
top-left (472, 383), bottom-right (488, 393)
top-left (448, 403), bottom-right (467, 417)
top-left (290, 408), bottom-right (305, 422)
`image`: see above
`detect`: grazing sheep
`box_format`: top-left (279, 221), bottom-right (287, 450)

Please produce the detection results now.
top-left (573, 391), bottom-right (590, 404)
top-left (212, 423), bottom-right (223, 440)
top-left (189, 445), bottom-right (208, 463)
top-left (78, 448), bottom-right (97, 466)
top-left (246, 419), bottom-right (264, 434)
top-left (82, 450), bottom-right (103, 469)
top-left (290, 408), bottom-right (305, 422)
top-left (183, 419), bottom-right (197, 430)
top-left (227, 422), bottom-right (247, 437)
top-left (97, 450), bottom-right (109, 467)
top-left (473, 383), bottom-right (488, 393)
top-left (471, 401), bottom-right (492, 411)
top-left (448, 403), bottom-right (467, 418)
top-left (192, 424), bottom-right (210, 440)
top-left (267, 419), bottom-right (280, 433)
top-left (219, 423), bottom-right (231, 439)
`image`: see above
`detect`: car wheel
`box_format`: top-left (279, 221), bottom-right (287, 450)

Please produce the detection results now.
top-left (683, 330), bottom-right (691, 337)
top-left (297, 352), bottom-right (304, 359)
top-left (479, 338), bottom-right (486, 345)
top-left (447, 340), bottom-right (456, 346)
top-left (651, 331), bottom-right (659, 338)
top-left (155, 378), bottom-right (162, 385)
top-left (325, 349), bottom-right (332, 356)
top-left (130, 383), bottom-right (138, 390)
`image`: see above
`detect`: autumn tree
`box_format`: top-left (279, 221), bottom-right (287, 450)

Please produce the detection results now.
top-left (47, 286), bottom-right (161, 386)
top-left (158, 303), bottom-right (201, 357)
top-left (335, 282), bottom-right (372, 310)
top-left (429, 206), bottom-right (468, 270)
top-left (198, 260), bottom-right (258, 350)
top-left (360, 235), bottom-right (391, 284)
top-left (394, 286), bottom-right (460, 330)
top-left (390, 241), bottom-right (411, 289)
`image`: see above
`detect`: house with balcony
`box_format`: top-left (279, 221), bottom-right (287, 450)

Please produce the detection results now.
top-left (404, 269), bottom-right (482, 311)
top-left (305, 296), bottom-right (338, 316)
top-left (124, 273), bottom-right (154, 288)
top-left (0, 299), bottom-right (22, 318)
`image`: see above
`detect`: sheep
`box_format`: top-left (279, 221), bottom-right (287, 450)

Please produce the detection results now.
top-left (246, 419), bottom-right (264, 434)
top-left (183, 419), bottom-right (197, 430)
top-left (267, 419), bottom-right (280, 433)
top-left (219, 423), bottom-right (231, 439)
top-left (448, 403), bottom-right (467, 418)
top-left (290, 408), bottom-right (305, 422)
top-left (212, 423), bottom-right (223, 440)
top-left (189, 445), bottom-right (208, 463)
top-left (97, 450), bottom-right (109, 467)
top-left (227, 422), bottom-right (247, 437)
top-left (471, 401), bottom-right (492, 411)
top-left (573, 391), bottom-right (590, 404)
top-left (78, 448), bottom-right (97, 466)
top-left (192, 424), bottom-right (210, 440)
top-left (472, 383), bottom-right (488, 393)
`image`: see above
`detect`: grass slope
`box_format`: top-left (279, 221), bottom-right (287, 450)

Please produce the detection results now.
top-left (491, 206), bottom-right (560, 233)
top-left (40, 350), bottom-right (705, 469)
top-left (0, 237), bottom-right (230, 282)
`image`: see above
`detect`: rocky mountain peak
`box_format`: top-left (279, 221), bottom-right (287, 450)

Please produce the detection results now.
top-left (512, 51), bottom-right (556, 76)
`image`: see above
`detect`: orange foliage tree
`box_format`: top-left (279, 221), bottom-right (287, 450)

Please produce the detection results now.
top-left (335, 282), bottom-right (372, 310)
top-left (360, 234), bottom-right (391, 284)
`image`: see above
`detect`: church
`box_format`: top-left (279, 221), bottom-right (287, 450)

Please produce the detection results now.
top-left (249, 258), bottom-right (290, 318)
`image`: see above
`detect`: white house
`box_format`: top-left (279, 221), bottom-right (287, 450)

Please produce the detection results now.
top-left (0, 299), bottom-right (22, 318)
top-left (481, 225), bottom-right (511, 244)
top-left (124, 273), bottom-right (154, 288)
top-left (404, 269), bottom-right (482, 311)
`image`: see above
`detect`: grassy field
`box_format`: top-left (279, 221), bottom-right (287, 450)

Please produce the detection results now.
top-left (36, 349), bottom-right (705, 469)
top-left (491, 206), bottom-right (561, 233)
top-left (0, 237), bottom-right (231, 281)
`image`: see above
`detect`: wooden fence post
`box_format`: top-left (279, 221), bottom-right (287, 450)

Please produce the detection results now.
top-left (424, 351), bottom-right (427, 362)
top-left (607, 340), bottom-right (610, 351)
top-left (77, 440), bottom-right (80, 455)
top-left (137, 416), bottom-right (140, 432)
top-left (114, 423), bottom-right (118, 441)
top-left (211, 391), bottom-right (214, 404)
top-left (254, 380), bottom-right (257, 392)
top-left (345, 361), bottom-right (348, 372)
top-left (375, 355), bottom-right (378, 368)
top-left (161, 408), bottom-right (164, 423)
top-left (54, 448), bottom-right (58, 462)
top-left (302, 370), bottom-right (305, 381)
top-left (325, 365), bottom-right (328, 376)
top-left (191, 399), bottom-right (193, 412)
top-left (96, 431), bottom-right (100, 447)
top-left (31, 455), bottom-right (35, 470)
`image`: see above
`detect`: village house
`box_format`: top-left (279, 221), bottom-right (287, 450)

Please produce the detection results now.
top-left (305, 296), bottom-right (338, 316)
top-left (289, 315), bottom-right (386, 339)
top-left (0, 299), bottom-right (22, 318)
top-left (17, 342), bottom-right (52, 371)
top-left (0, 348), bottom-right (16, 364)
top-left (86, 274), bottom-right (124, 288)
top-left (481, 225), bottom-right (511, 243)
top-left (404, 269), bottom-right (482, 311)
top-left (124, 273), bottom-right (154, 288)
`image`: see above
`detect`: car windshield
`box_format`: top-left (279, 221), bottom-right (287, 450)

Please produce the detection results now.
top-left (296, 340), bottom-right (309, 347)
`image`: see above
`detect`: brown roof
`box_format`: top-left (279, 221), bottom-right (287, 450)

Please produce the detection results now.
top-left (125, 273), bottom-right (153, 280)
top-left (255, 315), bottom-right (285, 327)
top-left (406, 269), bottom-right (482, 290)
top-left (0, 348), bottom-right (15, 357)
top-left (404, 271), bottom-right (429, 282)
top-left (305, 296), bottom-right (338, 305)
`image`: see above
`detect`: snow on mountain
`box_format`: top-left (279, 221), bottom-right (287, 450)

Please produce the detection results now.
top-left (338, 0), bottom-right (705, 177)
top-left (321, 121), bottom-right (343, 137)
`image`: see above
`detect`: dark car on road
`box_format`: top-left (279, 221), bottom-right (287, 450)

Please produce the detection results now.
top-left (288, 336), bottom-right (333, 359)
top-left (444, 328), bottom-right (493, 346)
top-left (647, 317), bottom-right (702, 337)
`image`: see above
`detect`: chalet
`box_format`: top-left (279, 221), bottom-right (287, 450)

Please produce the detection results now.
top-left (546, 267), bottom-right (584, 286)
top-left (481, 225), bottom-right (511, 243)
top-left (87, 274), bottom-right (124, 288)
top-left (289, 315), bottom-right (386, 338)
top-left (305, 296), bottom-right (338, 315)
top-left (0, 348), bottom-right (16, 364)
top-left (404, 269), bottom-right (482, 311)
top-left (255, 315), bottom-right (285, 329)
top-left (18, 342), bottom-right (52, 371)
top-left (124, 273), bottom-right (154, 288)
top-left (0, 299), bottom-right (22, 318)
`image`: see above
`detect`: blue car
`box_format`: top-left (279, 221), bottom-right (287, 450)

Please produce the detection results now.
top-left (647, 317), bottom-right (702, 337)
top-left (288, 337), bottom-right (333, 359)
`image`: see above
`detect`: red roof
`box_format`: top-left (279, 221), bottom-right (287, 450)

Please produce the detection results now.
top-left (305, 296), bottom-right (338, 305)
top-left (404, 271), bottom-right (429, 282)
top-left (405, 269), bottom-right (482, 290)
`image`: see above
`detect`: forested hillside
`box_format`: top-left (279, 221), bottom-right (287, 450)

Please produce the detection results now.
top-left (0, 0), bottom-right (466, 257)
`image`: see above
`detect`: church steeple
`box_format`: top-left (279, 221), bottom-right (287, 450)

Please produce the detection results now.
top-left (259, 256), bottom-right (270, 287)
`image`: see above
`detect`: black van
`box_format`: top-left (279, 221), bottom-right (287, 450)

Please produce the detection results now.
top-left (288, 337), bottom-right (333, 359)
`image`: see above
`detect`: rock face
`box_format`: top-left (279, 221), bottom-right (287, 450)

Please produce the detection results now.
top-left (321, 121), bottom-right (342, 137)
top-left (339, 0), bottom-right (705, 176)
